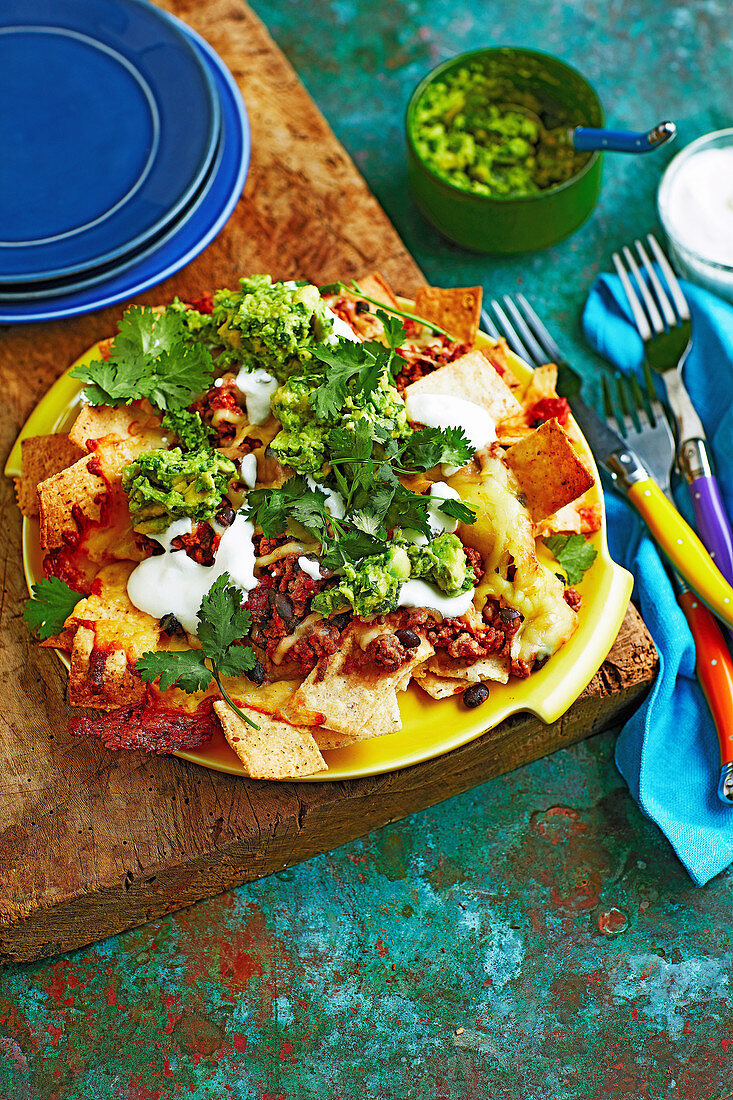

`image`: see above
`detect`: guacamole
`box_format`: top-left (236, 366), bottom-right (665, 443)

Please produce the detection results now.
top-left (313, 545), bottom-right (411, 619)
top-left (122, 448), bottom-right (236, 534)
top-left (312, 534), bottom-right (472, 619)
top-left (411, 62), bottom-right (589, 197)
top-left (407, 532), bottom-right (473, 594)
top-left (161, 409), bottom-right (214, 453)
top-left (177, 276), bottom-right (334, 380)
top-left (269, 369), bottom-right (410, 475)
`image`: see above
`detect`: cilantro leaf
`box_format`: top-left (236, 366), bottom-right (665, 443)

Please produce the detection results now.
top-left (545, 534), bottom-right (597, 586)
top-left (71, 306), bottom-right (216, 412)
top-left (437, 498), bottom-right (477, 525)
top-left (135, 573), bottom-right (259, 729)
top-left (402, 426), bottom-right (473, 471)
top-left (195, 575), bottom-right (253, 667)
top-left (23, 578), bottom-right (84, 641)
top-left (375, 309), bottom-right (407, 351)
top-left (384, 484), bottom-right (432, 537)
top-left (135, 649), bottom-right (211, 693)
top-left (308, 339), bottom-right (379, 421)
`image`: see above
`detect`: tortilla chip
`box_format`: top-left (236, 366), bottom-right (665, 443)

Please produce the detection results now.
top-left (15, 434), bottom-right (84, 517)
top-left (413, 669), bottom-right (465, 699)
top-left (37, 452), bottom-right (108, 550)
top-left (519, 362), bottom-right (558, 405)
top-left (68, 402), bottom-right (166, 453)
top-left (69, 625), bottom-right (146, 710)
top-left (404, 350), bottom-right (522, 426)
top-left (425, 652), bottom-right (509, 684)
top-left (539, 495), bottom-right (602, 536)
top-left (214, 702), bottom-right (326, 779)
top-left (505, 419), bottom-right (594, 522)
top-left (480, 338), bottom-right (522, 390)
top-left (414, 285), bottom-right (482, 345)
top-left (313, 730), bottom-right (356, 750)
top-left (293, 633), bottom-right (433, 740)
top-left (355, 271), bottom-right (400, 310)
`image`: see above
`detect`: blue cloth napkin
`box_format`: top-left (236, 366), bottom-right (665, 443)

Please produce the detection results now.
top-left (583, 275), bottom-right (733, 886)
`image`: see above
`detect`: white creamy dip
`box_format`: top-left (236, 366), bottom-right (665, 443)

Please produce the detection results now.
top-left (127, 512), bottom-right (257, 635)
top-left (305, 475), bottom-right (346, 520)
top-left (398, 578), bottom-right (474, 618)
top-left (404, 392), bottom-right (496, 468)
top-left (233, 367), bottom-right (279, 425)
top-left (325, 307), bottom-right (360, 343)
top-left (297, 555), bottom-right (324, 580)
top-left (662, 146), bottom-right (733, 267)
top-left (240, 452), bottom-right (258, 489)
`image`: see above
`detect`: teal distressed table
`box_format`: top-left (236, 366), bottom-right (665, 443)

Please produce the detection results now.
top-left (2, 2), bottom-right (733, 1097)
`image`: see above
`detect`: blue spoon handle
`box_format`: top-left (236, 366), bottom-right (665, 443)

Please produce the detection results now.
top-left (572, 120), bottom-right (676, 153)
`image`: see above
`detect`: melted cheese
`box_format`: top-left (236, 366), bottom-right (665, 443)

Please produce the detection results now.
top-left (272, 612), bottom-right (322, 665)
top-left (449, 452), bottom-right (576, 663)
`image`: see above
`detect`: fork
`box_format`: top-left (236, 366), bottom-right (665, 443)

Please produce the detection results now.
top-left (612, 235), bottom-right (733, 585)
top-left (486, 294), bottom-right (733, 627)
top-left (605, 373), bottom-right (733, 803)
top-left (485, 296), bottom-right (733, 801)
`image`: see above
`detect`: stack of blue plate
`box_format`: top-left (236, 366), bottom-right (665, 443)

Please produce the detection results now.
top-left (0, 0), bottom-right (250, 323)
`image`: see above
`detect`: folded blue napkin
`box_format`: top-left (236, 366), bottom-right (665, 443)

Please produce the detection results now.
top-left (583, 274), bottom-right (733, 886)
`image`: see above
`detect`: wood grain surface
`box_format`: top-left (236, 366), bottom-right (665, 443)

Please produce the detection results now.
top-left (0, 0), bottom-right (658, 965)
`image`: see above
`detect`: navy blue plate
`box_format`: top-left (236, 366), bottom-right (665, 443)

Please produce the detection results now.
top-left (0, 22), bottom-right (249, 323)
top-left (0, 0), bottom-right (220, 283)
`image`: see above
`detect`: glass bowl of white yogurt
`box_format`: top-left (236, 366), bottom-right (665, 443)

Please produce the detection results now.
top-left (657, 128), bottom-right (733, 302)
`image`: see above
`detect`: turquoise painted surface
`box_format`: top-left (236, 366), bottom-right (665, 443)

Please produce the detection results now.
top-left (2, 2), bottom-right (733, 1097)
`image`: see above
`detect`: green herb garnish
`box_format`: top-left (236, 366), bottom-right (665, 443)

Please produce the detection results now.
top-left (545, 533), bottom-right (597, 586)
top-left (71, 306), bottom-right (216, 412)
top-left (135, 574), bottom-right (258, 729)
top-left (318, 280), bottom-right (455, 339)
top-left (23, 578), bottom-right (84, 641)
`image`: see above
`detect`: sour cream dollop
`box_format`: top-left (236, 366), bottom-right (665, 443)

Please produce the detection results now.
top-left (240, 452), bottom-right (258, 489)
top-left (325, 307), bottom-right (360, 343)
top-left (127, 513), bottom-right (257, 635)
top-left (306, 475), bottom-right (346, 520)
top-left (404, 392), bottom-right (496, 457)
top-left (298, 555), bottom-right (324, 580)
top-left (398, 578), bottom-right (474, 618)
top-left (234, 367), bottom-right (279, 425)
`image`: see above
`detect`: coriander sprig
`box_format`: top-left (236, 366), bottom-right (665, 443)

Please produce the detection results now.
top-left (319, 280), bottom-right (455, 340)
top-left (136, 574), bottom-right (259, 729)
top-left (23, 578), bottom-right (84, 641)
top-left (71, 305), bottom-right (216, 412)
top-left (545, 533), bottom-right (597, 586)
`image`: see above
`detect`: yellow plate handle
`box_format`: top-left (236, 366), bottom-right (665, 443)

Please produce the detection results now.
top-left (629, 478), bottom-right (733, 629)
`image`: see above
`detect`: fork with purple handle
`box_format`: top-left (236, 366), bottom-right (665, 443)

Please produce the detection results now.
top-left (612, 235), bottom-right (733, 586)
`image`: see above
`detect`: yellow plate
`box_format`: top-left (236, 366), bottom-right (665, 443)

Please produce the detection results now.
top-left (5, 314), bottom-right (633, 781)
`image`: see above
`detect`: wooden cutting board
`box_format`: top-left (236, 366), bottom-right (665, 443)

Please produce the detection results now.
top-left (0, 0), bottom-right (658, 965)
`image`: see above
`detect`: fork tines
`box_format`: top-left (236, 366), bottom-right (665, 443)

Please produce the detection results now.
top-left (612, 233), bottom-right (690, 340)
top-left (482, 293), bottom-right (562, 370)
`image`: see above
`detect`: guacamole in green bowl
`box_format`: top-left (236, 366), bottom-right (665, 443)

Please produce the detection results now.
top-left (406, 47), bottom-right (604, 253)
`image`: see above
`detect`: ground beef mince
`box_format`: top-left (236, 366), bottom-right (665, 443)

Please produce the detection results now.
top-left (244, 551), bottom-right (339, 676)
top-left (427, 617), bottom-right (503, 660)
top-left (364, 632), bottom-right (410, 671)
top-left (564, 586), bottom-right (582, 611)
top-left (393, 337), bottom-right (470, 392)
top-left (170, 522), bottom-right (218, 566)
top-left (192, 378), bottom-right (244, 444)
top-left (463, 545), bottom-right (485, 584)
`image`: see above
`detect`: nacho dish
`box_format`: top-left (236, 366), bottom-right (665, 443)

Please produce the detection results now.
top-left (15, 273), bottom-right (604, 780)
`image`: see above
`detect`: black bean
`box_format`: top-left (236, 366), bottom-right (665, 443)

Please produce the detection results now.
top-left (530, 417), bottom-right (545, 430)
top-left (271, 591), bottom-right (296, 625)
top-left (463, 683), bottom-right (489, 709)
top-left (395, 628), bottom-right (420, 649)
top-left (330, 611), bottom-right (351, 631)
top-left (355, 300), bottom-right (370, 314)
top-left (499, 607), bottom-right (522, 624)
top-left (159, 613), bottom-right (185, 637)
top-left (245, 660), bottom-right (266, 686)
top-left (216, 499), bottom-right (236, 527)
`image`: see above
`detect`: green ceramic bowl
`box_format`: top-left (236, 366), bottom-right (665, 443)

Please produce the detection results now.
top-left (405, 47), bottom-right (604, 254)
